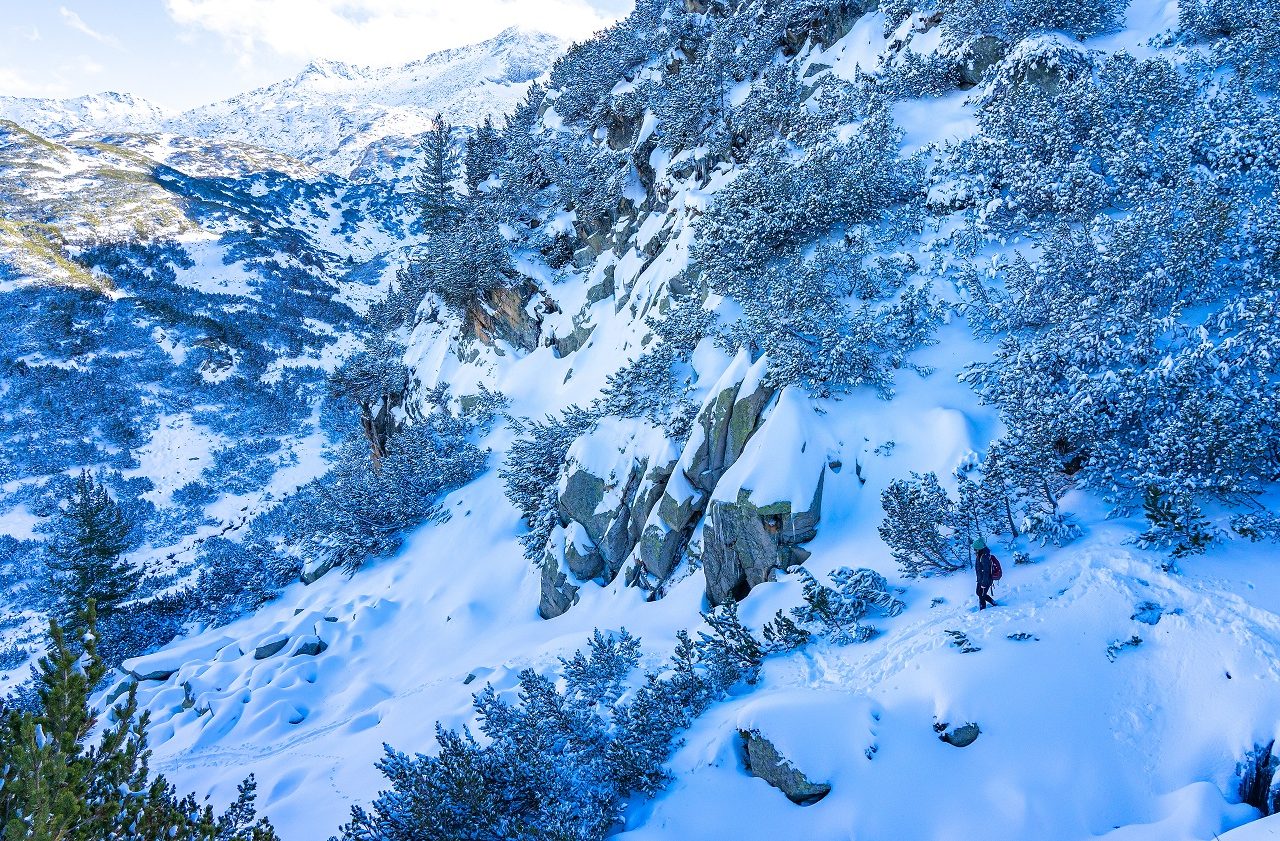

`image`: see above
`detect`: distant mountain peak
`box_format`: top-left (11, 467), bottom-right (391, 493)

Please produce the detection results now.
top-left (0, 29), bottom-right (566, 175)
top-left (0, 90), bottom-right (170, 137)
top-left (166, 29), bottom-right (567, 175)
top-left (297, 58), bottom-right (361, 81)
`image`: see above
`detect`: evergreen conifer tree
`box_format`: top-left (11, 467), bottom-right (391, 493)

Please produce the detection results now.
top-left (45, 471), bottom-right (137, 627)
top-left (464, 115), bottom-right (504, 193)
top-left (414, 114), bottom-right (461, 231)
top-left (0, 604), bottom-right (277, 841)
top-left (879, 472), bottom-right (969, 577)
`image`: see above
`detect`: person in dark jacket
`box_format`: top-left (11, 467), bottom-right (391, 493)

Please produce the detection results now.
top-left (973, 537), bottom-right (998, 610)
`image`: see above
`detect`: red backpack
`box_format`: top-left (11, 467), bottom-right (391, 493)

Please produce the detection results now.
top-left (990, 554), bottom-right (1003, 581)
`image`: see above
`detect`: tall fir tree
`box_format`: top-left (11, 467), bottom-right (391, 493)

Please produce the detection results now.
top-left (45, 471), bottom-right (137, 627)
top-left (464, 115), bottom-right (504, 193)
top-left (414, 114), bottom-right (461, 231)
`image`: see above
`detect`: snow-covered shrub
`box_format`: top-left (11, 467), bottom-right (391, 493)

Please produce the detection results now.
top-left (389, 210), bottom-right (515, 316)
top-left (791, 567), bottom-right (905, 644)
top-left (595, 293), bottom-right (715, 436)
top-left (500, 406), bottom-right (597, 561)
top-left (697, 94), bottom-right (937, 397)
top-left (547, 14), bottom-right (653, 124)
top-left (937, 0), bottom-right (1127, 42)
top-left (699, 105), bottom-right (915, 277)
top-left (562, 628), bottom-right (643, 707)
top-left (760, 610), bottom-right (812, 653)
top-left (189, 537), bottom-right (293, 627)
top-left (1232, 513), bottom-right (1280, 543)
top-left (950, 54), bottom-right (1280, 547)
top-left (695, 600), bottom-right (766, 688)
top-left (203, 438), bottom-right (283, 495)
top-left (720, 269), bottom-right (943, 398)
top-left (650, 59), bottom-right (733, 157)
top-left (1136, 486), bottom-right (1218, 558)
top-left (95, 590), bottom-right (194, 666)
top-left (547, 140), bottom-right (631, 236)
top-left (877, 49), bottom-right (961, 99)
top-left (879, 472), bottom-right (970, 577)
top-left (171, 481), bottom-right (216, 509)
top-left (338, 619), bottom-right (768, 841)
top-left (282, 406), bottom-right (487, 577)
top-left (1181, 0), bottom-right (1280, 85)
top-left (729, 64), bottom-right (808, 152)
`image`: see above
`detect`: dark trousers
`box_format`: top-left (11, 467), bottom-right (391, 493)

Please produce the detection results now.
top-left (976, 583), bottom-right (997, 609)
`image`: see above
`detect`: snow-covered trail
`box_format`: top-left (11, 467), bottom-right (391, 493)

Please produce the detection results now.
top-left (616, 535), bottom-right (1280, 841)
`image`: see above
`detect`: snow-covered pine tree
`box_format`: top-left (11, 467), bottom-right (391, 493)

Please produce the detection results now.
top-left (1137, 485), bottom-right (1217, 559)
top-left (501, 406), bottom-right (597, 561)
top-left (414, 114), bottom-right (461, 231)
top-left (328, 337), bottom-right (410, 465)
top-left (339, 617), bottom-right (781, 841)
top-left (561, 628), bottom-right (642, 707)
top-left (0, 604), bottom-right (277, 841)
top-left (595, 292), bottom-right (716, 437)
top-left (464, 115), bottom-right (504, 193)
top-left (695, 600), bottom-right (765, 689)
top-left (879, 472), bottom-right (969, 577)
top-left (760, 610), bottom-right (812, 654)
top-left (297, 406), bottom-right (487, 575)
top-left (44, 471), bottom-right (137, 627)
top-left (791, 567), bottom-right (906, 644)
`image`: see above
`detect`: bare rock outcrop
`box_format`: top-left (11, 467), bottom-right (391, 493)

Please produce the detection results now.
top-left (538, 418), bottom-right (678, 619)
top-left (464, 281), bottom-right (540, 351)
top-left (740, 729), bottom-right (832, 805)
top-left (539, 352), bottom-right (829, 617)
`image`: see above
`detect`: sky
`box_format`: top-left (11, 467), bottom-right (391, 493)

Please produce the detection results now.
top-left (0, 0), bottom-right (632, 111)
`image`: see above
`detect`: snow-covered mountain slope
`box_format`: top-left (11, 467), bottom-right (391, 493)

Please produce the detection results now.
top-left (167, 27), bottom-right (565, 175)
top-left (5, 0), bottom-right (1280, 838)
top-left (0, 120), bottom-right (419, 677)
top-left (95, 0), bottom-right (1280, 835)
top-left (0, 91), bottom-right (169, 137)
top-left (120, 428), bottom-right (1280, 841)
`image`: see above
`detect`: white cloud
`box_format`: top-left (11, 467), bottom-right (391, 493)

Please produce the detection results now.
top-left (162, 0), bottom-right (618, 67)
top-left (58, 6), bottom-right (121, 48)
top-left (0, 65), bottom-right (71, 98)
top-left (71, 54), bottom-right (104, 75)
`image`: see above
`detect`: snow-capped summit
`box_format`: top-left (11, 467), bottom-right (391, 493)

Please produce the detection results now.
top-left (167, 27), bottom-right (566, 175)
top-left (0, 90), bottom-right (170, 137)
top-left (297, 58), bottom-right (361, 82)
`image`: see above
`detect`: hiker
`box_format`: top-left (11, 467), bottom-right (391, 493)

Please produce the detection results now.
top-left (974, 537), bottom-right (999, 610)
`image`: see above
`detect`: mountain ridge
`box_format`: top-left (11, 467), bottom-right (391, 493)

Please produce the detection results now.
top-left (0, 26), bottom-right (566, 176)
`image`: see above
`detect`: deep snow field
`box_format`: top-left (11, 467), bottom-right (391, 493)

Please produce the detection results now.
top-left (115, 326), bottom-right (1280, 840)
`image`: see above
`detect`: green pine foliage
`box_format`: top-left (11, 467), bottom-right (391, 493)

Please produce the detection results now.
top-left (0, 604), bottom-right (277, 841)
top-left (879, 472), bottom-right (970, 577)
top-left (463, 115), bottom-right (505, 193)
top-left (790, 567), bottom-right (906, 645)
top-left (1138, 485), bottom-right (1218, 559)
top-left (499, 405), bottom-right (599, 562)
